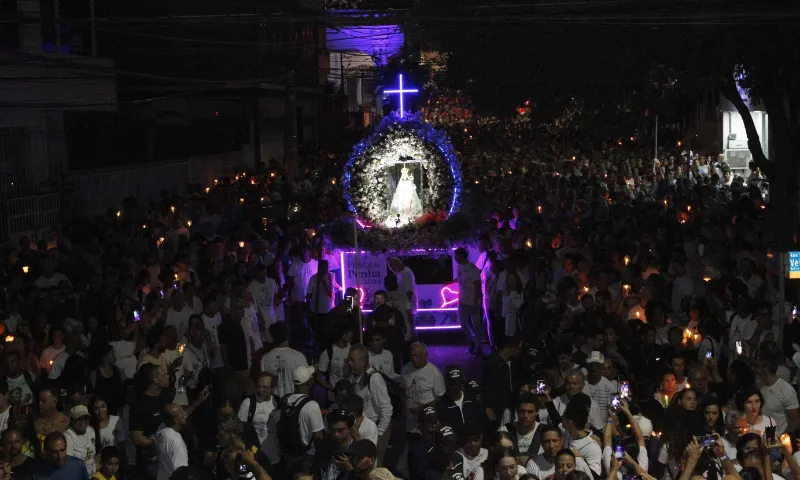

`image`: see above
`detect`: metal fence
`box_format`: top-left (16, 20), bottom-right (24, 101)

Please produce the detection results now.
top-left (63, 155), bottom-right (236, 219)
top-left (1, 154), bottom-right (236, 242)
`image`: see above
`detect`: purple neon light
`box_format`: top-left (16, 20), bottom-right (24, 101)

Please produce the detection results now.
top-left (440, 284), bottom-right (459, 308)
top-left (416, 325), bottom-right (462, 331)
top-left (384, 74), bottom-right (418, 118)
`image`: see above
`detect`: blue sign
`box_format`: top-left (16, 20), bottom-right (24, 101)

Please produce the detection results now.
top-left (790, 252), bottom-right (800, 279)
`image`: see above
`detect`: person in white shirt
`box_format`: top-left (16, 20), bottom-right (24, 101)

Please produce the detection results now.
top-left (316, 322), bottom-right (352, 402)
top-left (165, 291), bottom-right (192, 338)
top-left (287, 247), bottom-right (318, 305)
top-left (155, 404), bottom-right (189, 480)
top-left (457, 425), bottom-right (488, 480)
top-left (602, 399), bottom-right (649, 479)
top-left (729, 295), bottom-right (757, 352)
top-left (40, 329), bottom-right (65, 375)
top-left (260, 322), bottom-right (309, 398)
top-left (342, 395), bottom-right (379, 447)
top-left (525, 425), bottom-right (594, 478)
top-left (307, 260), bottom-right (340, 345)
top-left (238, 373), bottom-right (280, 464)
top-left (583, 351), bottom-right (617, 423)
top-left (401, 343), bottom-right (446, 433)
top-left (347, 343), bottom-right (393, 462)
top-left (64, 405), bottom-right (97, 475)
top-left (757, 356), bottom-right (800, 436)
top-left (498, 392), bottom-right (541, 465)
top-left (367, 329), bottom-right (397, 378)
top-left (247, 264), bottom-right (278, 332)
top-left (200, 296), bottom-right (225, 371)
top-left (454, 247), bottom-right (484, 357)
top-left (541, 370), bottom-right (604, 432)
top-left (279, 366), bottom-right (325, 466)
top-left (389, 257), bottom-right (417, 335)
top-left (562, 397), bottom-right (602, 476)
top-left (34, 258), bottom-right (71, 289)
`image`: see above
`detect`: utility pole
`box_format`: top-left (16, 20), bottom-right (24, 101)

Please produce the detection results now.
top-left (283, 69), bottom-right (298, 177)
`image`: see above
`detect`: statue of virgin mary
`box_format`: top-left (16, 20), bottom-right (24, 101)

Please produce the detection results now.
top-left (388, 165), bottom-right (423, 218)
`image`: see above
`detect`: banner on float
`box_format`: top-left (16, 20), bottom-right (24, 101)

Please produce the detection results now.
top-left (341, 252), bottom-right (388, 303)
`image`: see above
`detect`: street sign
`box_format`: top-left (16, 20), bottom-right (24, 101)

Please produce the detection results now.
top-left (789, 252), bottom-right (800, 279)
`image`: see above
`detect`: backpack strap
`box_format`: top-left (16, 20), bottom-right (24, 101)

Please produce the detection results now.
top-left (246, 395), bottom-right (258, 424)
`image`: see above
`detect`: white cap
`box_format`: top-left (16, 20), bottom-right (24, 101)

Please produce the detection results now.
top-left (293, 365), bottom-right (316, 385)
top-left (587, 351), bottom-right (605, 364)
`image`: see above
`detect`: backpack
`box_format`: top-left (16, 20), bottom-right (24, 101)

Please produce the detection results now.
top-left (276, 394), bottom-right (314, 456)
top-left (365, 370), bottom-right (404, 419)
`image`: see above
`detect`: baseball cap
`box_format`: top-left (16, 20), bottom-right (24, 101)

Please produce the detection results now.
top-left (69, 405), bottom-right (91, 421)
top-left (294, 365), bottom-right (316, 385)
top-left (446, 367), bottom-right (465, 385)
top-left (419, 405), bottom-right (438, 424)
top-left (587, 351), bottom-right (605, 364)
top-left (466, 380), bottom-right (481, 393)
top-left (436, 424), bottom-right (459, 445)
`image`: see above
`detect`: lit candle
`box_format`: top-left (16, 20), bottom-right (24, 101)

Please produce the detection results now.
top-left (178, 343), bottom-right (185, 355)
top-left (142, 224), bottom-right (147, 229)
top-left (537, 205), bottom-right (543, 214)
top-left (686, 383), bottom-right (691, 389)
top-left (781, 433), bottom-right (792, 450)
top-left (525, 239), bottom-right (533, 248)
top-left (205, 187), bottom-right (210, 194)
top-left (251, 177), bottom-right (257, 185)
top-left (760, 204), bottom-right (766, 210)
top-left (270, 172), bottom-right (276, 178)
top-left (622, 284), bottom-right (631, 297)
top-left (635, 311), bottom-right (640, 318)
top-left (239, 241), bottom-right (246, 249)
top-left (213, 179), bottom-right (218, 185)
top-left (664, 395), bottom-right (670, 407)
top-left (239, 198), bottom-right (244, 204)
top-left (262, 217), bottom-right (268, 226)
top-left (22, 266), bottom-right (29, 274)
top-left (186, 220), bottom-right (192, 227)
top-left (170, 206), bottom-right (175, 214)
top-left (703, 276), bottom-right (712, 282)
top-left (235, 175), bottom-right (240, 181)
top-left (116, 210), bottom-right (121, 218)
top-left (687, 205), bottom-right (692, 213)
top-left (49, 360), bottom-right (53, 368)
top-left (331, 178), bottom-right (337, 185)
top-left (475, 180), bottom-right (480, 185)
top-left (583, 286), bottom-right (590, 294)
top-left (174, 273), bottom-right (179, 281)
top-left (5, 336), bottom-right (14, 343)
top-left (623, 255), bottom-right (630, 266)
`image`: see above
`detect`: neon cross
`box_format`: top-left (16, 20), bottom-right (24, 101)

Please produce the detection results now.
top-left (384, 74), bottom-right (418, 118)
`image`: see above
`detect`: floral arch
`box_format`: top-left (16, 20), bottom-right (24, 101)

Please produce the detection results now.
top-left (343, 113), bottom-right (462, 229)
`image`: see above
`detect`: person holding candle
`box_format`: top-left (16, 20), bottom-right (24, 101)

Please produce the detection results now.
top-left (735, 387), bottom-right (775, 437)
top-left (654, 372), bottom-right (677, 408)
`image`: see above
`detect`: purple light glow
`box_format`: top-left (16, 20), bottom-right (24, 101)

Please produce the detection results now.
top-left (416, 325), bottom-right (462, 331)
top-left (440, 284), bottom-right (459, 308)
top-left (325, 25), bottom-right (404, 65)
top-left (384, 74), bottom-right (418, 118)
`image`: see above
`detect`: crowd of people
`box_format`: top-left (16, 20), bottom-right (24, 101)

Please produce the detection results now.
top-left (0, 111), bottom-right (791, 480)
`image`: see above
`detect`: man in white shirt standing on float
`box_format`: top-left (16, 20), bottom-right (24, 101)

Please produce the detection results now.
top-left (389, 257), bottom-right (417, 337)
top-left (455, 248), bottom-right (484, 358)
top-left (155, 404), bottom-right (188, 480)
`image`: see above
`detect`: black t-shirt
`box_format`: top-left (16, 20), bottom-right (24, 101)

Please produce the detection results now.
top-left (130, 390), bottom-right (171, 463)
top-left (11, 456), bottom-right (36, 480)
top-left (218, 320), bottom-right (249, 371)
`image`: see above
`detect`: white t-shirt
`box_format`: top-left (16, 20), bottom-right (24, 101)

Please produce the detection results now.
top-left (64, 426), bottom-right (97, 475)
top-left (358, 416), bottom-right (379, 447)
top-left (166, 307), bottom-right (192, 337)
top-left (571, 434), bottom-right (602, 476)
top-left (110, 340), bottom-right (137, 381)
top-left (278, 394), bottom-right (324, 455)
top-left (582, 376), bottom-right (617, 423)
top-left (457, 447), bottom-right (488, 479)
top-left (97, 415), bottom-right (120, 450)
top-left (6, 372), bottom-right (36, 405)
top-left (40, 346), bottom-right (65, 373)
top-left (0, 407), bottom-right (9, 437)
top-left (259, 347), bottom-right (308, 398)
top-left (526, 454), bottom-right (593, 479)
top-left (729, 314), bottom-right (757, 348)
top-left (748, 415), bottom-right (776, 437)
top-left (155, 426), bottom-right (188, 480)
top-left (238, 396), bottom-right (279, 462)
top-left (761, 378), bottom-right (799, 436)
top-left (288, 259), bottom-right (318, 303)
top-left (396, 267), bottom-right (417, 312)
top-left (457, 263), bottom-right (482, 306)
top-left (318, 344), bottom-right (351, 400)
top-left (248, 278), bottom-right (277, 325)
top-left (401, 362), bottom-right (446, 432)
top-left (180, 342), bottom-right (210, 391)
top-left (202, 312), bottom-right (225, 369)
top-left (307, 274), bottom-right (335, 314)
top-left (368, 350), bottom-right (396, 378)
top-left (35, 272), bottom-right (70, 289)
top-left (499, 423), bottom-right (540, 454)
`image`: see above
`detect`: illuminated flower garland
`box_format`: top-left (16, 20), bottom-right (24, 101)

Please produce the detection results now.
top-left (343, 112), bottom-right (462, 228)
